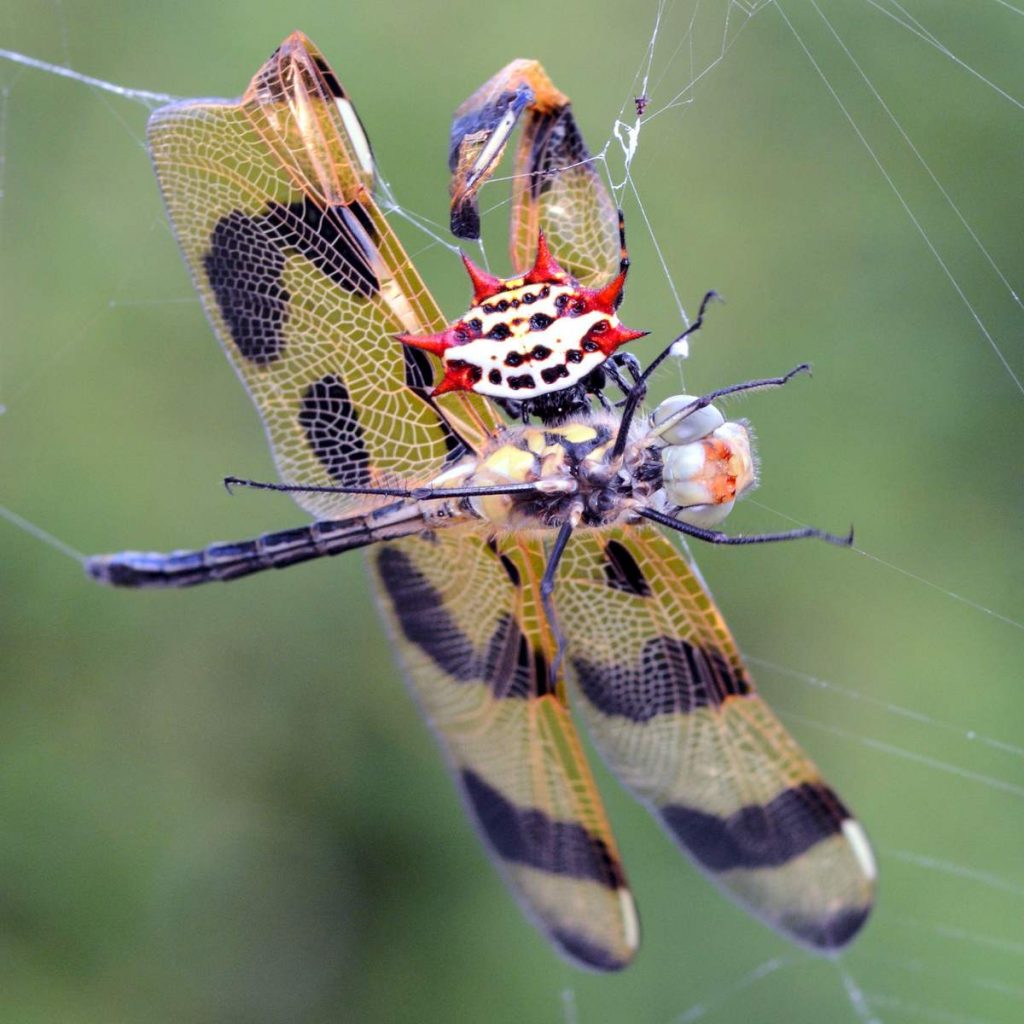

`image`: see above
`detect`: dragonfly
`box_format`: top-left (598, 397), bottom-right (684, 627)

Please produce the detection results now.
top-left (86, 35), bottom-right (876, 971)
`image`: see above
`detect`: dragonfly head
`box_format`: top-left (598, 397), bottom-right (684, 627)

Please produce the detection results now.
top-left (647, 395), bottom-right (758, 528)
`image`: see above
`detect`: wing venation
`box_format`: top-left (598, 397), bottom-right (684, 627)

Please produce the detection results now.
top-left (147, 33), bottom-right (497, 519)
top-left (448, 59), bottom-right (620, 286)
top-left (559, 525), bottom-right (876, 950)
top-left (372, 528), bottom-right (640, 970)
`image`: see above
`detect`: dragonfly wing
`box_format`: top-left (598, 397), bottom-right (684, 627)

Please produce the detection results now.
top-left (148, 32), bottom-right (497, 519)
top-left (448, 60), bottom-right (620, 286)
top-left (557, 525), bottom-right (876, 950)
top-left (371, 528), bottom-right (639, 970)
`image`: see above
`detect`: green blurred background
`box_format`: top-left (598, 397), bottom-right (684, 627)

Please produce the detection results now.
top-left (2, 1), bottom-right (1022, 1021)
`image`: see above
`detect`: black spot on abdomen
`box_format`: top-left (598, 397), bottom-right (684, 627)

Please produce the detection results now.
top-left (540, 365), bottom-right (569, 386)
top-left (299, 374), bottom-right (371, 487)
top-left (507, 373), bottom-right (536, 391)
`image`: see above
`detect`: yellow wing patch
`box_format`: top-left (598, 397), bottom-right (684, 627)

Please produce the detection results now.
top-left (557, 525), bottom-right (875, 949)
top-left (148, 33), bottom-right (497, 519)
top-left (372, 527), bottom-right (639, 970)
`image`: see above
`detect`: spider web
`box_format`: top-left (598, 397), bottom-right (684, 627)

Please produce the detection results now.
top-left (1, 1), bottom-right (1022, 1022)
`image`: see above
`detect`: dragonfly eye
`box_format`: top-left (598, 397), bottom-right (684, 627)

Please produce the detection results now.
top-left (659, 421), bottom-right (756, 516)
top-left (650, 395), bottom-right (726, 445)
top-left (671, 499), bottom-right (736, 528)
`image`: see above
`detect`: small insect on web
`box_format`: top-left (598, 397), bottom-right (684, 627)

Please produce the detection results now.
top-left (83, 34), bottom-right (876, 971)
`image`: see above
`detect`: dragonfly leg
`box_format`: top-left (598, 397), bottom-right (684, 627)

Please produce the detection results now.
top-left (539, 509), bottom-right (582, 681)
top-left (638, 506), bottom-right (854, 548)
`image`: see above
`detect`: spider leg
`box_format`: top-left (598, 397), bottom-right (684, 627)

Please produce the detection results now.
top-left (612, 290), bottom-right (720, 457)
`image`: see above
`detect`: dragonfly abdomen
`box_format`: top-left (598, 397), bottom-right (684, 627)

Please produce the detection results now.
top-left (85, 501), bottom-right (429, 588)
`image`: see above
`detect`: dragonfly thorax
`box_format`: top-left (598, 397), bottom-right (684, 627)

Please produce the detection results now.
top-left (467, 418), bottom-right (637, 530)
top-left (648, 395), bottom-right (757, 527)
top-left (449, 397), bottom-right (757, 534)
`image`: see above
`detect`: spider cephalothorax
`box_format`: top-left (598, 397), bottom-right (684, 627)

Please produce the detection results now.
top-left (397, 232), bottom-right (647, 418)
